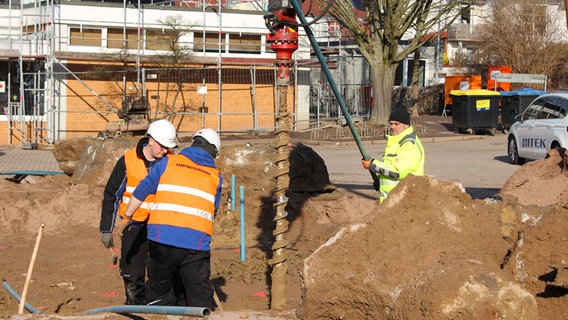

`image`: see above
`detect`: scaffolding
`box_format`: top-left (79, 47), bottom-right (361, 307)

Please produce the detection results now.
top-left (0, 0), bottom-right (375, 145)
top-left (0, 0), bottom-right (231, 145)
top-left (0, 0), bottom-right (55, 145)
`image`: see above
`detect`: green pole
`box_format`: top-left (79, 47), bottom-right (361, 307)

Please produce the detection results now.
top-left (289, 0), bottom-right (379, 184)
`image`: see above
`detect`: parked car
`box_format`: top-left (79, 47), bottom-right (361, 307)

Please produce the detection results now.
top-left (507, 92), bottom-right (568, 164)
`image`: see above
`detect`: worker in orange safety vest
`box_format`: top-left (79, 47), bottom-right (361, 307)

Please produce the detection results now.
top-left (99, 119), bottom-right (177, 305)
top-left (119, 128), bottom-right (223, 309)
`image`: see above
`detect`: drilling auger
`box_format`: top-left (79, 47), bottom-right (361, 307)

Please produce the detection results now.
top-left (264, 0), bottom-right (298, 309)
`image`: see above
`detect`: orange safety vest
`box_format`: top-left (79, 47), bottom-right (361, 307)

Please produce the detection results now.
top-left (148, 154), bottom-right (220, 235)
top-left (118, 148), bottom-right (155, 222)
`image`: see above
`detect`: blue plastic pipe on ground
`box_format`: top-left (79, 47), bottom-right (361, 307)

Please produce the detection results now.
top-left (83, 305), bottom-right (211, 317)
top-left (232, 174), bottom-right (236, 211)
top-left (240, 185), bottom-right (246, 261)
top-left (1, 281), bottom-right (42, 314)
top-left (0, 170), bottom-right (65, 176)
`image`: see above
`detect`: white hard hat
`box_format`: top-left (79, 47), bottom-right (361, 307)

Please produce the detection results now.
top-left (193, 128), bottom-right (221, 157)
top-left (147, 119), bottom-right (177, 148)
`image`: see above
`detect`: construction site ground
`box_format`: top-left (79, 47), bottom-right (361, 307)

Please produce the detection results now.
top-left (1, 115), bottom-right (568, 319)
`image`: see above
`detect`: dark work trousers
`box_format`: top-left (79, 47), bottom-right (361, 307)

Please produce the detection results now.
top-left (120, 222), bottom-right (148, 305)
top-left (146, 240), bottom-right (214, 309)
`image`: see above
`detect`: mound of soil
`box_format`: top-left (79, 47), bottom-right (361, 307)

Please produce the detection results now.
top-left (1, 136), bottom-right (568, 319)
top-left (500, 148), bottom-right (568, 207)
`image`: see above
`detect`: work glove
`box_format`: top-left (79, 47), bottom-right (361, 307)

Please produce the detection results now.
top-left (362, 159), bottom-right (371, 169)
top-left (363, 158), bottom-right (381, 172)
top-left (101, 232), bottom-right (114, 249)
top-left (118, 216), bottom-right (133, 238)
top-left (369, 159), bottom-right (383, 173)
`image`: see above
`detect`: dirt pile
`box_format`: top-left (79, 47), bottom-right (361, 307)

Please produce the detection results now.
top-left (51, 136), bottom-right (138, 184)
top-left (0, 137), bottom-right (359, 318)
top-left (298, 176), bottom-right (538, 319)
top-left (1, 137), bottom-right (568, 319)
top-left (500, 148), bottom-right (568, 207)
top-left (297, 148), bottom-right (568, 319)
top-left (0, 137), bottom-right (141, 235)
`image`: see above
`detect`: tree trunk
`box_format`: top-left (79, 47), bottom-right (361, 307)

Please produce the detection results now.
top-left (410, 50), bottom-right (421, 117)
top-left (370, 63), bottom-right (397, 125)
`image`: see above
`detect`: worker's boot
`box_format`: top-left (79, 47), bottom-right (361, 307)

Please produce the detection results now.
top-left (124, 277), bottom-right (145, 305)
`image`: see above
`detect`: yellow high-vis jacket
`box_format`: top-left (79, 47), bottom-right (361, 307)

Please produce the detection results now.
top-left (369, 125), bottom-right (425, 203)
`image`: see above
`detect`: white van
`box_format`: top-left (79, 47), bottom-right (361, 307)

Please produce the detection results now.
top-left (507, 92), bottom-right (568, 164)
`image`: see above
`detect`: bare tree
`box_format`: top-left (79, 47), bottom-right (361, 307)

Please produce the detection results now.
top-left (469, 0), bottom-right (568, 89)
top-left (147, 14), bottom-right (195, 119)
top-left (316, 0), bottom-right (474, 124)
top-left (86, 48), bottom-right (139, 121)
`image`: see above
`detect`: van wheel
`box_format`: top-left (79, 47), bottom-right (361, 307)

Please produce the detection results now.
top-left (508, 137), bottom-right (525, 165)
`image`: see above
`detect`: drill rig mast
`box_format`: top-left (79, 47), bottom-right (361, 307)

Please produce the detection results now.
top-left (264, 0), bottom-right (299, 309)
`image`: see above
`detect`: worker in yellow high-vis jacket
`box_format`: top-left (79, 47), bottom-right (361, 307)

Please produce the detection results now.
top-left (362, 108), bottom-right (425, 203)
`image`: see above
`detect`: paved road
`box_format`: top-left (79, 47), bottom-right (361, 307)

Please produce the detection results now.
top-left (305, 133), bottom-right (520, 200)
top-left (0, 133), bottom-right (520, 200)
top-left (0, 146), bottom-right (64, 175)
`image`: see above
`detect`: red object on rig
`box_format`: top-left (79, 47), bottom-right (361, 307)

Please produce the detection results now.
top-left (266, 9), bottom-right (299, 61)
top-left (265, 0), bottom-right (299, 62)
top-left (265, 1), bottom-right (299, 84)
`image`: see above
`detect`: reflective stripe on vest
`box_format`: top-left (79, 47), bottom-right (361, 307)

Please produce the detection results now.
top-left (118, 148), bottom-right (154, 221)
top-left (379, 178), bottom-right (398, 202)
top-left (121, 196), bottom-right (152, 210)
top-left (148, 154), bottom-right (220, 235)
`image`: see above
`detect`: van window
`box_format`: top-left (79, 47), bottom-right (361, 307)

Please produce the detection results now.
top-left (539, 97), bottom-right (567, 119)
top-left (557, 97), bottom-right (568, 118)
top-left (523, 100), bottom-right (543, 120)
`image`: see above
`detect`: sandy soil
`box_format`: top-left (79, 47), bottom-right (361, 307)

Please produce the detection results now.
top-left (1, 116), bottom-right (568, 319)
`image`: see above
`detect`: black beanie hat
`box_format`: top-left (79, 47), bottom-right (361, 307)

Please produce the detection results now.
top-left (389, 108), bottom-right (410, 125)
top-left (192, 136), bottom-right (218, 158)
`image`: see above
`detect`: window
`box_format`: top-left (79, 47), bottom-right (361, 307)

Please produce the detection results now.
top-left (69, 27), bottom-right (102, 46)
top-left (557, 97), bottom-right (568, 118)
top-left (539, 105), bottom-right (556, 119)
top-left (394, 59), bottom-right (425, 87)
top-left (540, 98), bottom-right (566, 119)
top-left (460, 6), bottom-right (471, 24)
top-left (194, 32), bottom-right (225, 53)
top-left (522, 5), bottom-right (547, 35)
top-left (107, 28), bottom-right (139, 49)
top-left (22, 23), bottom-right (48, 35)
top-left (227, 33), bottom-right (262, 54)
top-left (0, 60), bottom-right (45, 116)
top-left (146, 29), bottom-right (180, 51)
top-left (523, 100), bottom-right (543, 120)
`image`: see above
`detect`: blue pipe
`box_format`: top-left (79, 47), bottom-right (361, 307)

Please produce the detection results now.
top-left (231, 174), bottom-right (236, 211)
top-left (0, 170), bottom-right (65, 176)
top-left (83, 305), bottom-right (210, 317)
top-left (240, 185), bottom-right (246, 261)
top-left (1, 281), bottom-right (42, 314)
